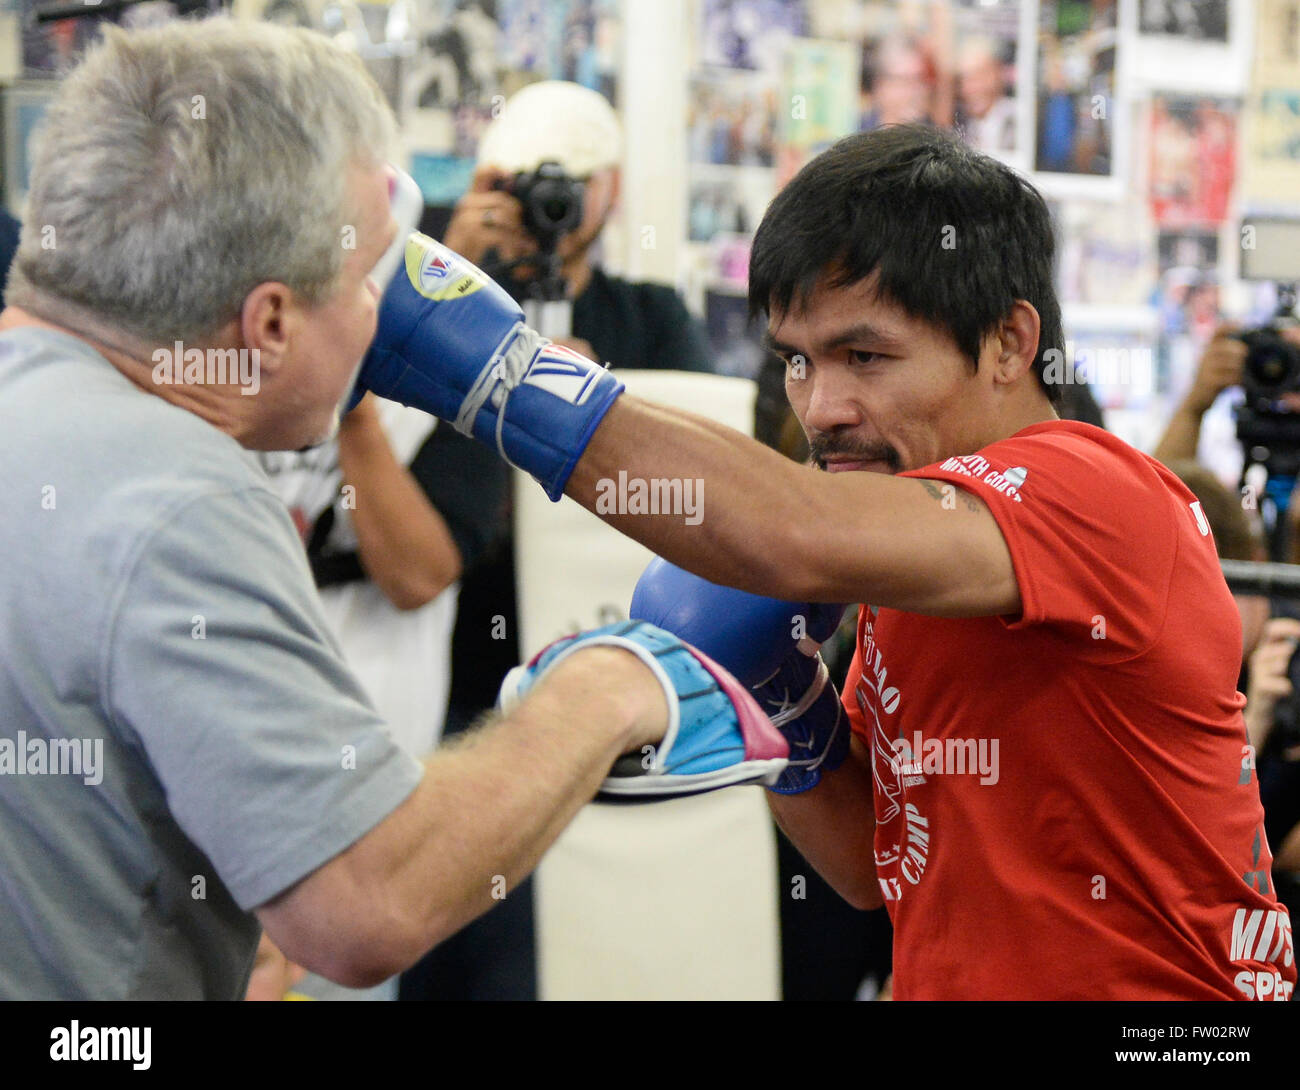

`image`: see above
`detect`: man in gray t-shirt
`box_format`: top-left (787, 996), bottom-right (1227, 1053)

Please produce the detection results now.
top-left (0, 326), bottom-right (424, 998)
top-left (0, 21), bottom-right (684, 999)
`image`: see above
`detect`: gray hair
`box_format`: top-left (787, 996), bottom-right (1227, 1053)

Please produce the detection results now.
top-left (6, 17), bottom-right (397, 345)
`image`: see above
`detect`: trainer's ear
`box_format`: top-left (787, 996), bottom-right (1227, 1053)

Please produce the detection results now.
top-left (989, 301), bottom-right (1041, 390)
top-left (238, 282), bottom-right (297, 381)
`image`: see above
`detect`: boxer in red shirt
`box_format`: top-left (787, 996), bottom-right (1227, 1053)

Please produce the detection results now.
top-left (366, 122), bottom-right (1294, 998)
top-left (604, 125), bottom-right (1294, 999)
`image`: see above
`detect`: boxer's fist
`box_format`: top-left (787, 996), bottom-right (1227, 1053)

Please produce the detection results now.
top-left (499, 620), bottom-right (789, 800)
top-left (630, 557), bottom-right (842, 685)
top-left (630, 558), bottom-right (848, 793)
top-left (352, 233), bottom-right (623, 500)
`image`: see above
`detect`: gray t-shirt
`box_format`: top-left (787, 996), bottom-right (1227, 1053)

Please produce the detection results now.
top-left (0, 326), bottom-right (425, 999)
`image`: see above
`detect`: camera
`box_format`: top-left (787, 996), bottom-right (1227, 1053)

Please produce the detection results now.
top-left (1235, 218), bottom-right (1300, 502)
top-left (1239, 319), bottom-right (1300, 405)
top-left (482, 160), bottom-right (585, 333)
top-left (495, 161), bottom-right (585, 254)
top-left (1234, 293), bottom-right (1300, 487)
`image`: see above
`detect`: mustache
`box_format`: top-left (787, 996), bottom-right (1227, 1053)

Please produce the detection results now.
top-left (807, 435), bottom-right (901, 472)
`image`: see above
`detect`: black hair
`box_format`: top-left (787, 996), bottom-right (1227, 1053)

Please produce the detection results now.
top-left (748, 124), bottom-right (1064, 406)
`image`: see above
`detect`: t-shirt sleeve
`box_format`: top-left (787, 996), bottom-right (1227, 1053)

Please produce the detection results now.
top-left (902, 428), bottom-right (1179, 660)
top-left (103, 485), bottom-right (425, 911)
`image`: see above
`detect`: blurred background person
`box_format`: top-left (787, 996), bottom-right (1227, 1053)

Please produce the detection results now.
top-left (955, 34), bottom-right (1015, 153)
top-left (451, 79), bottom-right (711, 371)
top-left (860, 33), bottom-right (953, 131)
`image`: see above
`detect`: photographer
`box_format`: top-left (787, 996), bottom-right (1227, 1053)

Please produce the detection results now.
top-left (1154, 325), bottom-right (1249, 465)
top-left (1244, 492), bottom-right (1300, 914)
top-left (1243, 617), bottom-right (1300, 919)
top-left (442, 79), bottom-right (712, 373)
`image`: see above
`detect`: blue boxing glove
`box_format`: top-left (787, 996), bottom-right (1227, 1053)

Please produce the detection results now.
top-left (350, 232), bottom-right (622, 501)
top-left (499, 620), bottom-right (789, 801)
top-left (630, 558), bottom-right (848, 794)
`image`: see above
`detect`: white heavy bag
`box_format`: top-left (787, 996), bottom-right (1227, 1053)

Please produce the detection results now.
top-left (514, 370), bottom-right (781, 1000)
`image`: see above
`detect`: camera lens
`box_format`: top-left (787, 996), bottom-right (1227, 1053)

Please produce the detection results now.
top-left (541, 196), bottom-right (570, 226)
top-left (1253, 347), bottom-right (1289, 387)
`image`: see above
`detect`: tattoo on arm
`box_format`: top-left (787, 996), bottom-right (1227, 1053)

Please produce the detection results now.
top-left (920, 480), bottom-right (945, 503)
top-left (919, 479), bottom-right (982, 513)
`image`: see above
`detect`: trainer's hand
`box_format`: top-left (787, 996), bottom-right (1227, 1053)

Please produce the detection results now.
top-left (500, 620), bottom-right (789, 800)
top-left (538, 643), bottom-right (670, 755)
top-left (442, 166), bottom-right (537, 267)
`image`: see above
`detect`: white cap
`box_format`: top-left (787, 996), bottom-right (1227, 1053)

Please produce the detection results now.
top-left (477, 80), bottom-right (622, 178)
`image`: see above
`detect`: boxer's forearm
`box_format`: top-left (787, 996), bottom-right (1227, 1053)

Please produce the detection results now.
top-left (567, 396), bottom-right (830, 599)
top-left (766, 736), bottom-right (883, 910)
top-left (567, 396), bottom-right (1019, 618)
top-left (257, 648), bottom-right (663, 986)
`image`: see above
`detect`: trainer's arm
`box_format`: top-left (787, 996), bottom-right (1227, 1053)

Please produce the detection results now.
top-left (567, 398), bottom-right (1020, 618)
top-left (254, 646), bottom-right (664, 987)
top-left (767, 735), bottom-right (882, 910)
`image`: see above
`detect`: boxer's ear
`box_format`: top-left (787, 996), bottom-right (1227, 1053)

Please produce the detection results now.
top-left (989, 300), bottom-right (1041, 389)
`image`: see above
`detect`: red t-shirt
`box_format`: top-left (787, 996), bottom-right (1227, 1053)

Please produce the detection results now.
top-left (843, 419), bottom-right (1296, 1000)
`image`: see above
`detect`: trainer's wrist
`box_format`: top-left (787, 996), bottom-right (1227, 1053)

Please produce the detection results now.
top-left (540, 646), bottom-right (669, 754)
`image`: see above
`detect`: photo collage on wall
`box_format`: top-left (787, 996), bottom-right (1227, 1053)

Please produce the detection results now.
top-left (681, 0), bottom-right (1295, 451)
top-left (690, 0), bottom-right (1040, 382)
top-left (318, 0), bottom-right (621, 206)
top-left (5, 0), bottom-right (211, 212)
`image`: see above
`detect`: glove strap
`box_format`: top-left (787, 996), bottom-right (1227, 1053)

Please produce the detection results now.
top-left (768, 655), bottom-right (830, 729)
top-left (454, 320), bottom-right (548, 469)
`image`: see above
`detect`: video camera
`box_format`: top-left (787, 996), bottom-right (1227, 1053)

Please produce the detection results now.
top-left (1237, 291), bottom-right (1300, 408)
top-left (1236, 220), bottom-right (1300, 509)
